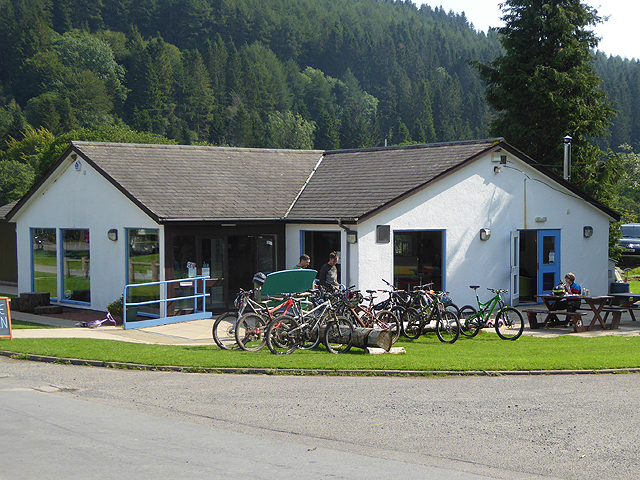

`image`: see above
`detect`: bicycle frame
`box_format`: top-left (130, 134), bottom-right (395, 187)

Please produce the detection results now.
top-left (471, 290), bottom-right (506, 325)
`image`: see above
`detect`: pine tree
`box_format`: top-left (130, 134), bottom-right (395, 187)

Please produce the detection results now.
top-left (474, 0), bottom-right (615, 185)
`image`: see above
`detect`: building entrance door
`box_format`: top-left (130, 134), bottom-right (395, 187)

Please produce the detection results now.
top-left (201, 238), bottom-right (225, 310)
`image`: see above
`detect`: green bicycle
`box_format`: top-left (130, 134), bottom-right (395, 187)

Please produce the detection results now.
top-left (459, 286), bottom-right (524, 340)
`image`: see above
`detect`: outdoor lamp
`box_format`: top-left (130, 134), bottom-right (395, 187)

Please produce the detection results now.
top-left (583, 226), bottom-right (593, 238)
top-left (480, 228), bottom-right (491, 241)
top-left (107, 229), bottom-right (118, 241)
top-left (346, 230), bottom-right (358, 244)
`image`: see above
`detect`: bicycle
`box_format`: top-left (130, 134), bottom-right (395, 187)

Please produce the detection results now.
top-left (403, 287), bottom-right (460, 343)
top-left (266, 291), bottom-right (353, 354)
top-left (375, 279), bottom-right (412, 336)
top-left (234, 292), bottom-right (311, 351)
top-left (339, 288), bottom-right (401, 344)
top-left (212, 289), bottom-right (260, 350)
top-left (459, 286), bottom-right (524, 340)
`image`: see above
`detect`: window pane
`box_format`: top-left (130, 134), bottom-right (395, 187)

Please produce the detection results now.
top-left (62, 229), bottom-right (90, 303)
top-left (394, 231), bottom-right (443, 291)
top-left (257, 235), bottom-right (276, 273)
top-left (128, 229), bottom-right (159, 315)
top-left (33, 228), bottom-right (57, 298)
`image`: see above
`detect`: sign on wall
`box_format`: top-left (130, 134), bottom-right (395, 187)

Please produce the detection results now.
top-left (0, 297), bottom-right (12, 340)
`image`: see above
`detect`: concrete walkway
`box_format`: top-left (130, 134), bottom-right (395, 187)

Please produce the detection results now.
top-left (7, 305), bottom-right (640, 345)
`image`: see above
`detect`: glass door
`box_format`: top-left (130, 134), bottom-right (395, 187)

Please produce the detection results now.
top-left (202, 238), bottom-right (225, 310)
top-left (537, 230), bottom-right (561, 297)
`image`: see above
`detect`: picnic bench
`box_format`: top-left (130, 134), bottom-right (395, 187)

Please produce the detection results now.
top-left (608, 293), bottom-right (640, 322)
top-left (522, 308), bottom-right (587, 329)
top-left (526, 294), bottom-right (622, 333)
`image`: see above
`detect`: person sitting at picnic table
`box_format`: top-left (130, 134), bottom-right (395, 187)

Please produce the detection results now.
top-left (558, 272), bottom-right (582, 312)
top-left (294, 254), bottom-right (311, 269)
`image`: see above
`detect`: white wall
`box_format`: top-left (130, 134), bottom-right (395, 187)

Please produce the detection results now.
top-left (13, 153), bottom-right (162, 311)
top-left (287, 152), bottom-right (613, 307)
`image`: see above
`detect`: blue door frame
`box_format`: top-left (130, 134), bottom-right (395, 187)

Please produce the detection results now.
top-left (537, 229), bottom-right (561, 297)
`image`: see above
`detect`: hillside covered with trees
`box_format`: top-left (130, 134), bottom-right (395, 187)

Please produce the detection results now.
top-left (1, 0), bottom-right (640, 216)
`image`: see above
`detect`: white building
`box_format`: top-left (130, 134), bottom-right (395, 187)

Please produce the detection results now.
top-left (6, 138), bottom-right (618, 313)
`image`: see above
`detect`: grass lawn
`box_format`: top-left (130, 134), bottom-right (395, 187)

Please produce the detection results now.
top-left (2, 332), bottom-right (640, 372)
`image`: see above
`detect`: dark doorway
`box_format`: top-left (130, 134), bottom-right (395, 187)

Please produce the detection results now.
top-left (228, 235), bottom-right (276, 294)
top-left (519, 230), bottom-right (537, 302)
top-left (302, 231), bottom-right (341, 282)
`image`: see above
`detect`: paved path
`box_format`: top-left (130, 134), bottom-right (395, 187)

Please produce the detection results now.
top-left (2, 357), bottom-right (640, 479)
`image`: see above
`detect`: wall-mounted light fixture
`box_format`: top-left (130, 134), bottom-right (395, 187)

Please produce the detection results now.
top-left (494, 166), bottom-right (501, 174)
top-left (583, 226), bottom-right (593, 238)
top-left (346, 230), bottom-right (358, 244)
top-left (480, 228), bottom-right (491, 241)
top-left (107, 228), bottom-right (118, 241)
top-left (535, 216), bottom-right (547, 223)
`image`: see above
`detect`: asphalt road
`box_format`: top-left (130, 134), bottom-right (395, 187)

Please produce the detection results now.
top-left (2, 356), bottom-right (639, 480)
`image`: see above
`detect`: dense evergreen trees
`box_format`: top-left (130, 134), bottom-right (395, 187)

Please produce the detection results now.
top-left (0, 0), bottom-right (639, 212)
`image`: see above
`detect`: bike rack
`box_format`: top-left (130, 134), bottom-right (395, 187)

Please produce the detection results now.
top-left (123, 276), bottom-right (212, 330)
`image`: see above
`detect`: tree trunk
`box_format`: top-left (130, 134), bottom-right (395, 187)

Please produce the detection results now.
top-left (319, 325), bottom-right (392, 352)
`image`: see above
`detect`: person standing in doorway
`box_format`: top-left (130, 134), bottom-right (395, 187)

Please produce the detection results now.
top-left (294, 254), bottom-right (311, 269)
top-left (317, 251), bottom-right (339, 290)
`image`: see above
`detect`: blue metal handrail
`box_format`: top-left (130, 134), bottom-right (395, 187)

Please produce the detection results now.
top-left (123, 276), bottom-right (212, 330)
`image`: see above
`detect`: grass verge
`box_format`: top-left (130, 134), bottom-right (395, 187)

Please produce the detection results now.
top-left (3, 332), bottom-right (640, 372)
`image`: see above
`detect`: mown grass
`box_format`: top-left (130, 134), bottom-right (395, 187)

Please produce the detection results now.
top-left (2, 332), bottom-right (640, 372)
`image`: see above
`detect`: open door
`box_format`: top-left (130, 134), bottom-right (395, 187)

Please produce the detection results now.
top-left (537, 230), bottom-right (561, 297)
top-left (510, 230), bottom-right (520, 306)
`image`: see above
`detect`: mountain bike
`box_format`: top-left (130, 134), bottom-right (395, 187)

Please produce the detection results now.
top-left (459, 286), bottom-right (524, 340)
top-left (404, 288), bottom-right (460, 343)
top-left (339, 288), bottom-right (401, 344)
top-left (234, 292), bottom-right (312, 351)
top-left (266, 292), bottom-right (353, 354)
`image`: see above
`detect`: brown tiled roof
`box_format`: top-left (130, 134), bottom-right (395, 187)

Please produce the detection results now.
top-left (0, 201), bottom-right (18, 220)
top-left (72, 142), bottom-right (324, 222)
top-left (287, 139), bottom-right (499, 220)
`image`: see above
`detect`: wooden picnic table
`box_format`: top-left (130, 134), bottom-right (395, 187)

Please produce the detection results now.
top-left (608, 292), bottom-right (640, 322)
top-left (579, 295), bottom-right (621, 331)
top-left (525, 295), bottom-right (621, 332)
top-left (526, 294), bottom-right (586, 329)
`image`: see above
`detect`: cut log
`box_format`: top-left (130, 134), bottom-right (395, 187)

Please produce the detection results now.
top-left (318, 326), bottom-right (393, 352)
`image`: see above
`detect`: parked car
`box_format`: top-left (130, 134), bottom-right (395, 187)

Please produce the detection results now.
top-left (618, 224), bottom-right (640, 266)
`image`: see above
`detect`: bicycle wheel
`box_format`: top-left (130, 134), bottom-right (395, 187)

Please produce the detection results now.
top-left (390, 305), bottom-right (406, 337)
top-left (266, 315), bottom-right (299, 354)
top-left (299, 321), bottom-right (321, 350)
top-left (212, 311), bottom-right (240, 350)
top-left (436, 310), bottom-right (460, 344)
top-left (495, 307), bottom-right (524, 340)
top-left (402, 307), bottom-right (422, 339)
top-left (234, 313), bottom-right (268, 351)
top-left (324, 316), bottom-right (353, 354)
top-left (375, 310), bottom-right (401, 344)
top-left (459, 305), bottom-right (481, 338)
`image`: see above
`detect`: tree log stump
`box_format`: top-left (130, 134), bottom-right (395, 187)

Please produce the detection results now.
top-left (319, 325), bottom-right (392, 352)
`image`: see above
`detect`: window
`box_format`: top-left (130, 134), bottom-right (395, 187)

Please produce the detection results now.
top-left (32, 228), bottom-right (57, 299)
top-left (127, 229), bottom-right (159, 315)
top-left (393, 230), bottom-right (443, 291)
top-left (62, 229), bottom-right (90, 303)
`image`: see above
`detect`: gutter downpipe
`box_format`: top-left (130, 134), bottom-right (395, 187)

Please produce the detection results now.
top-left (337, 220), bottom-right (352, 287)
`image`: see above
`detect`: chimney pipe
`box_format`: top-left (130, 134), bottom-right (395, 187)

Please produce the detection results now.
top-left (563, 135), bottom-right (572, 181)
